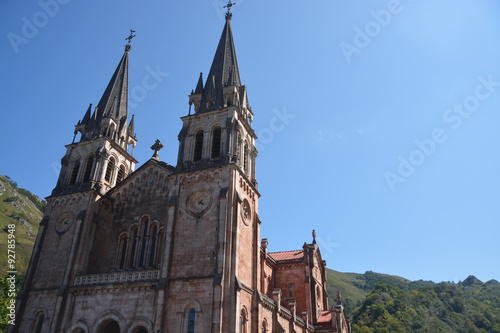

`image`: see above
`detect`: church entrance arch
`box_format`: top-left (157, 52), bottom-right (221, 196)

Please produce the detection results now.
top-left (98, 320), bottom-right (121, 333)
top-left (131, 327), bottom-right (148, 333)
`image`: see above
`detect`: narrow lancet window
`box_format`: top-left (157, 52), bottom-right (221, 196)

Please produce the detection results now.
top-left (119, 234), bottom-right (128, 269)
top-left (69, 160), bottom-right (80, 186)
top-left (194, 131), bottom-right (204, 161)
top-left (82, 156), bottom-right (94, 183)
top-left (105, 157), bottom-right (115, 184)
top-left (211, 127), bottom-right (221, 158)
top-left (129, 227), bottom-right (138, 269)
top-left (243, 145), bottom-right (248, 172)
top-left (139, 218), bottom-right (149, 268)
top-left (187, 308), bottom-right (196, 333)
top-left (116, 165), bottom-right (125, 184)
top-left (149, 226), bottom-right (158, 267)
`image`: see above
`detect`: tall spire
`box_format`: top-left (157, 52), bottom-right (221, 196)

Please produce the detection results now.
top-left (94, 48), bottom-right (129, 128)
top-left (197, 12), bottom-right (241, 113)
top-left (75, 31), bottom-right (136, 149)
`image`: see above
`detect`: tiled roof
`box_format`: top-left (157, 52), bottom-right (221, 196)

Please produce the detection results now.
top-left (268, 250), bottom-right (304, 261)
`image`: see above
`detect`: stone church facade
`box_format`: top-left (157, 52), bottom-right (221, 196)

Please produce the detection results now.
top-left (12, 10), bottom-right (351, 333)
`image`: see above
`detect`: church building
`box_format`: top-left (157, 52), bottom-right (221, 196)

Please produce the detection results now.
top-left (12, 5), bottom-right (351, 333)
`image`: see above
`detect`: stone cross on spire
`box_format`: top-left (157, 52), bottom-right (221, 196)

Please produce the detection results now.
top-left (224, 0), bottom-right (236, 20)
top-left (151, 139), bottom-right (164, 159)
top-left (125, 29), bottom-right (136, 51)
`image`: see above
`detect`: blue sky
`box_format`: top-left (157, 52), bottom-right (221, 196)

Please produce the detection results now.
top-left (1, 1), bottom-right (499, 283)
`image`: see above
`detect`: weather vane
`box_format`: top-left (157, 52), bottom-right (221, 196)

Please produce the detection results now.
top-left (224, 1), bottom-right (236, 20)
top-left (125, 29), bottom-right (136, 50)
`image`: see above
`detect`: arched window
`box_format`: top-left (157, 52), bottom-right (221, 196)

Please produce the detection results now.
top-left (129, 226), bottom-right (138, 269)
top-left (239, 308), bottom-right (247, 333)
top-left (194, 131), bottom-right (203, 161)
top-left (82, 155), bottom-right (94, 183)
top-left (187, 307), bottom-right (196, 333)
top-left (243, 144), bottom-right (248, 172)
top-left (139, 217), bottom-right (149, 268)
top-left (288, 282), bottom-right (294, 298)
top-left (34, 313), bottom-right (45, 333)
top-left (149, 225), bottom-right (158, 268)
top-left (105, 157), bottom-right (115, 184)
top-left (69, 160), bottom-right (80, 186)
top-left (116, 165), bottom-right (125, 184)
top-left (119, 233), bottom-right (128, 269)
top-left (235, 132), bottom-right (241, 159)
top-left (211, 127), bottom-right (221, 158)
top-left (261, 319), bottom-right (268, 333)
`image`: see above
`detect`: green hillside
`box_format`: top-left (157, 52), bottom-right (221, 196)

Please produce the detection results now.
top-left (325, 269), bottom-right (500, 332)
top-left (325, 269), bottom-right (430, 315)
top-left (0, 175), bottom-right (44, 276)
top-left (350, 276), bottom-right (500, 332)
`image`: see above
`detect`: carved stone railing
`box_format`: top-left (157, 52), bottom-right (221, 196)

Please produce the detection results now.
top-left (74, 269), bottom-right (160, 286)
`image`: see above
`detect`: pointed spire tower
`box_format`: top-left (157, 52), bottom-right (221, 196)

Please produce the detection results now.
top-left (180, 6), bottom-right (257, 186)
top-left (53, 31), bottom-right (138, 196)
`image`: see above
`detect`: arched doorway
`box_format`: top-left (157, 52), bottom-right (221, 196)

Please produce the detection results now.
top-left (98, 320), bottom-right (120, 333)
top-left (131, 327), bottom-right (148, 333)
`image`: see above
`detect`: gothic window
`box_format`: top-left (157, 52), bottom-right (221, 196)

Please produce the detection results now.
top-left (34, 313), bottom-right (45, 333)
top-left (187, 308), bottom-right (196, 333)
top-left (118, 233), bottom-right (128, 269)
top-left (69, 159), bottom-right (80, 186)
top-left (243, 144), bottom-right (248, 172)
top-left (82, 155), bottom-right (94, 183)
top-left (149, 225), bottom-right (158, 268)
top-left (261, 319), bottom-right (268, 333)
top-left (239, 308), bottom-right (248, 333)
top-left (116, 165), bottom-right (125, 184)
top-left (156, 228), bottom-right (164, 267)
top-left (211, 127), bottom-right (221, 158)
top-left (129, 226), bottom-right (138, 269)
top-left (235, 131), bottom-right (241, 159)
top-left (194, 131), bottom-right (203, 161)
top-left (139, 217), bottom-right (149, 268)
top-left (288, 282), bottom-right (294, 298)
top-left (105, 157), bottom-right (115, 184)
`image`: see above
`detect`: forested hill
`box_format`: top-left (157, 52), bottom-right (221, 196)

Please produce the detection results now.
top-left (0, 174), bottom-right (45, 276)
top-left (326, 269), bottom-right (500, 333)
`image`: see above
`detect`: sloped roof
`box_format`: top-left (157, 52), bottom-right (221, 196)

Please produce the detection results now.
top-left (268, 250), bottom-right (304, 261)
top-left (317, 310), bottom-right (333, 324)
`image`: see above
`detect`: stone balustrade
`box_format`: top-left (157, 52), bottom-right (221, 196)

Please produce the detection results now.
top-left (74, 269), bottom-right (160, 286)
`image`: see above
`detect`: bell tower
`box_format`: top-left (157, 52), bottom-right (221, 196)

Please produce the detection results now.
top-left (12, 33), bottom-right (138, 332)
top-left (52, 31), bottom-right (138, 196)
top-left (177, 10), bottom-right (258, 187)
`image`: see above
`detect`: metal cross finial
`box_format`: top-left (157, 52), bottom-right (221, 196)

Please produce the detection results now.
top-left (126, 29), bottom-right (136, 46)
top-left (224, 1), bottom-right (236, 20)
top-left (151, 139), bottom-right (164, 159)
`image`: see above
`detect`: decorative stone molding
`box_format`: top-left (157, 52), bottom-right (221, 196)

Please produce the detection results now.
top-left (74, 269), bottom-right (160, 286)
